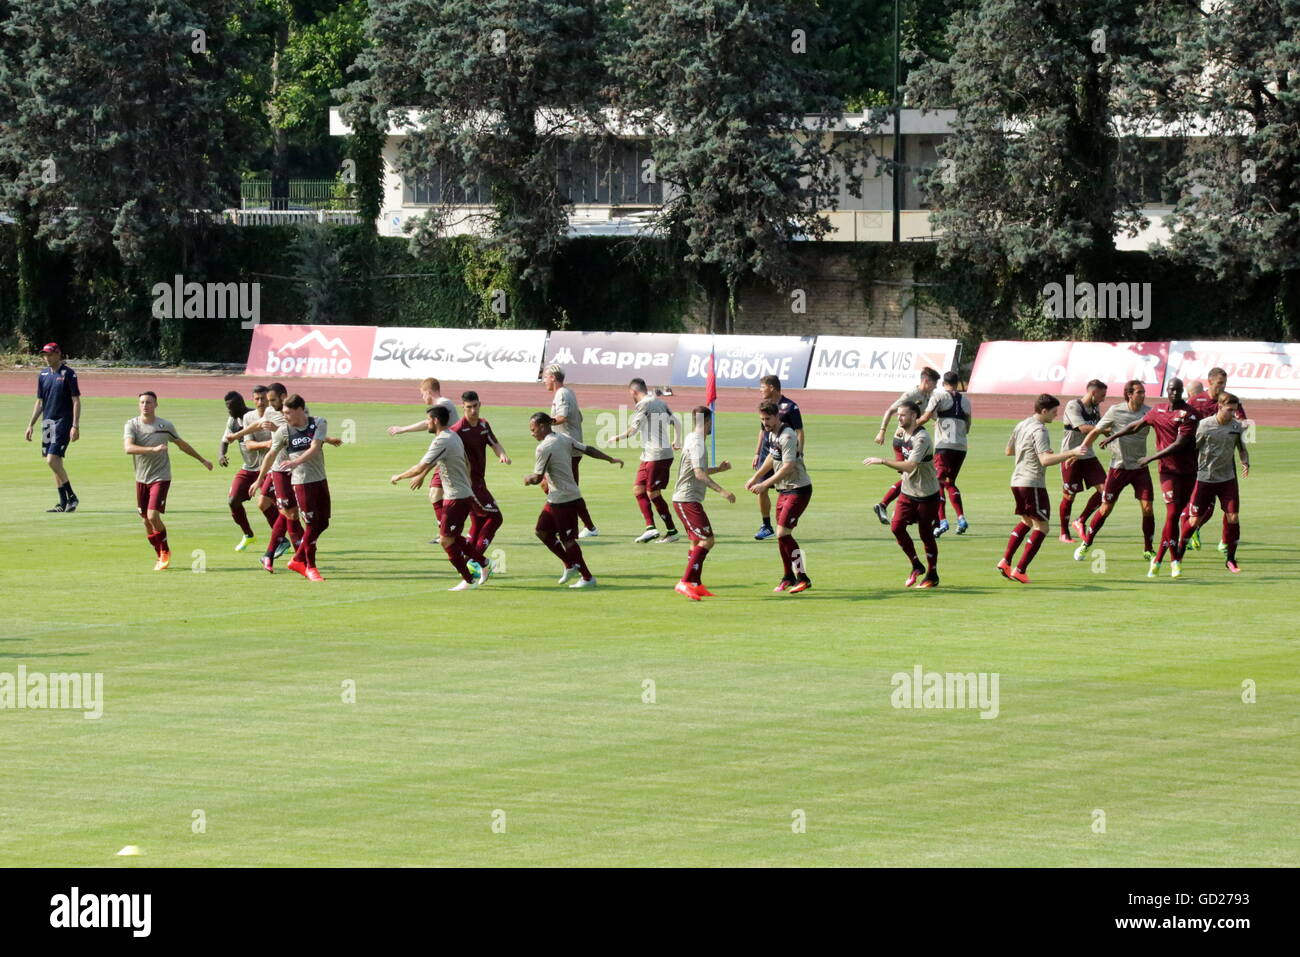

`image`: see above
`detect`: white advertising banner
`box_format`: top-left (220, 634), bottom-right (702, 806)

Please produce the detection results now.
top-left (805, 336), bottom-right (959, 391)
top-left (367, 327), bottom-right (549, 382)
top-left (1166, 340), bottom-right (1300, 399)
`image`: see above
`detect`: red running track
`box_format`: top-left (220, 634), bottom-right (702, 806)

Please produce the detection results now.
top-left (2, 369), bottom-right (1299, 425)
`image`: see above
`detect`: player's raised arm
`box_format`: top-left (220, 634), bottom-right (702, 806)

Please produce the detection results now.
top-left (386, 420), bottom-right (429, 436)
top-left (580, 444), bottom-right (624, 468)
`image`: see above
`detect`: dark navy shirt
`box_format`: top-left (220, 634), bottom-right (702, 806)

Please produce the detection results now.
top-left (759, 395), bottom-right (803, 455)
top-left (37, 364), bottom-right (80, 421)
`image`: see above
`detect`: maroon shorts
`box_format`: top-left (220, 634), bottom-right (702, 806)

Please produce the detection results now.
top-left (775, 486), bottom-right (812, 529)
top-left (439, 497), bottom-right (472, 537)
top-left (934, 449), bottom-right (966, 484)
top-left (292, 479), bottom-right (331, 527)
top-left (1012, 486), bottom-right (1050, 521)
top-left (1062, 457), bottom-right (1106, 493)
top-left (470, 485), bottom-right (499, 517)
top-left (229, 468), bottom-right (260, 502)
top-left (264, 469), bottom-right (293, 508)
top-left (1102, 466), bottom-right (1154, 503)
top-left (635, 458), bottom-right (672, 491)
top-left (430, 468), bottom-right (443, 489)
top-left (893, 492), bottom-right (941, 528)
top-left (136, 480), bottom-right (171, 516)
top-left (1189, 479), bottom-right (1239, 521)
top-left (672, 500), bottom-right (713, 543)
top-left (1159, 472), bottom-right (1196, 510)
top-left (536, 499), bottom-right (582, 543)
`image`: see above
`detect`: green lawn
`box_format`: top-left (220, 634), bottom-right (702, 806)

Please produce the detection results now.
top-left (1, 393), bottom-right (1296, 866)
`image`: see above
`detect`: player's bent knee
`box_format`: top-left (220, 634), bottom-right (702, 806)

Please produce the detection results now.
top-left (1226, 512), bottom-right (1239, 524)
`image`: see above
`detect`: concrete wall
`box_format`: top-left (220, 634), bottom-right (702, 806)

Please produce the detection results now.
top-left (682, 247), bottom-right (963, 339)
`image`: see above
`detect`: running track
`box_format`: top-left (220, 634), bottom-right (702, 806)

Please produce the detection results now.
top-left (3, 369), bottom-right (1298, 425)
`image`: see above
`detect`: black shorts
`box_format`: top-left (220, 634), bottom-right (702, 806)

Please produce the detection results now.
top-left (41, 418), bottom-right (71, 458)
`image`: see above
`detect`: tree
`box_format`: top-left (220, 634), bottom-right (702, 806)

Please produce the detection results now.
top-left (617, 0), bottom-right (854, 333)
top-left (907, 0), bottom-right (1147, 339)
top-left (0, 0), bottom-right (254, 263)
top-left (350, 0), bottom-right (608, 325)
top-left (820, 0), bottom-right (976, 110)
top-left (1124, 1), bottom-right (1300, 336)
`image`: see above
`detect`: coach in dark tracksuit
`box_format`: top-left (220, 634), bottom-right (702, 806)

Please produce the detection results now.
top-left (24, 342), bottom-right (81, 512)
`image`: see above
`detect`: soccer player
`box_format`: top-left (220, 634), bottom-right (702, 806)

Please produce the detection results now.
top-left (1109, 377), bottom-right (1199, 576)
top-left (24, 342), bottom-right (81, 512)
top-left (747, 401), bottom-right (813, 593)
top-left (609, 377), bottom-right (680, 544)
top-left (872, 367), bottom-right (940, 524)
top-left (123, 391), bottom-right (213, 570)
top-left (1168, 393), bottom-right (1249, 577)
top-left (1188, 367), bottom-right (1248, 422)
top-left (253, 394), bottom-right (330, 581)
top-left (1058, 379), bottom-right (1107, 542)
top-left (543, 364), bottom-right (598, 537)
top-left (998, 394), bottom-right (1083, 583)
top-left (391, 405), bottom-right (490, 591)
top-left (229, 383), bottom-right (301, 567)
top-left (524, 411), bottom-right (624, 588)
top-left (751, 375), bottom-right (803, 540)
top-left (864, 400), bottom-right (940, 588)
top-left (219, 386), bottom-right (277, 551)
top-left (1073, 379), bottom-right (1154, 562)
top-left (1185, 367), bottom-right (1250, 553)
top-left (452, 391), bottom-right (511, 564)
top-left (916, 370), bottom-right (971, 536)
top-left (387, 378), bottom-right (459, 527)
top-left (671, 406), bottom-right (736, 600)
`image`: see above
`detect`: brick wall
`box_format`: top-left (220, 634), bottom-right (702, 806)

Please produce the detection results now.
top-left (683, 246), bottom-right (963, 339)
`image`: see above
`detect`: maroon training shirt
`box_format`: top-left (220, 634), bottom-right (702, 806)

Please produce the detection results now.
top-left (1143, 402), bottom-right (1199, 474)
top-left (451, 417), bottom-right (499, 487)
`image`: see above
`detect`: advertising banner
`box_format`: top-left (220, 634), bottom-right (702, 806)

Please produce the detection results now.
top-left (968, 340), bottom-right (1168, 395)
top-left (245, 325), bottom-right (376, 378)
top-left (806, 336), bottom-right (959, 391)
top-left (542, 332), bottom-right (681, 384)
top-left (670, 334), bottom-right (816, 390)
top-left (367, 327), bottom-right (547, 382)
top-left (1166, 340), bottom-right (1300, 399)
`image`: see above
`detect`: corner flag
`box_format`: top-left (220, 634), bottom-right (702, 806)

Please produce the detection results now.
top-left (706, 339), bottom-right (717, 460)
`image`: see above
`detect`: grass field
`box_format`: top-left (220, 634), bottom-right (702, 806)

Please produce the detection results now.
top-left (1, 392), bottom-right (1297, 867)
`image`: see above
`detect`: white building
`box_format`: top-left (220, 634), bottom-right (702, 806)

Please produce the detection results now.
top-left (328, 107), bottom-right (1188, 250)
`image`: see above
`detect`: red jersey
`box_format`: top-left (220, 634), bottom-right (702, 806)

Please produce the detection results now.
top-left (451, 417), bottom-right (499, 487)
top-left (1143, 402), bottom-right (1199, 474)
top-left (1187, 392), bottom-right (1247, 422)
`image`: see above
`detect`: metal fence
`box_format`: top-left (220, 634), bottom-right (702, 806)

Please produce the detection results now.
top-left (240, 180), bottom-right (355, 211)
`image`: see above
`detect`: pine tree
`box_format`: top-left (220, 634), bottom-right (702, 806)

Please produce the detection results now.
top-left (617, 0), bottom-right (853, 333)
top-left (1125, 0), bottom-right (1300, 335)
top-left (350, 0), bottom-right (608, 324)
top-left (907, 0), bottom-right (1147, 339)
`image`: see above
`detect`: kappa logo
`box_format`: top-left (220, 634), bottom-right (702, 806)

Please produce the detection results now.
top-left (266, 330), bottom-right (354, 376)
top-left (552, 347), bottom-right (577, 365)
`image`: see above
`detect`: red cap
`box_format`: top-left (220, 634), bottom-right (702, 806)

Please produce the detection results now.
top-left (41, 342), bottom-right (60, 353)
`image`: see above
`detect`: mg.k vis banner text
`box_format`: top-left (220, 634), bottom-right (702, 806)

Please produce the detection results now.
top-left (806, 336), bottom-right (958, 391)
